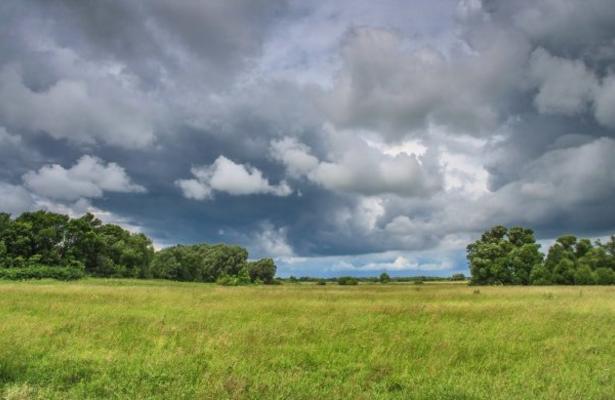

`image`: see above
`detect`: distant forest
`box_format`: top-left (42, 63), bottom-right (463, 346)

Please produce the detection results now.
top-left (468, 226), bottom-right (615, 285)
top-left (0, 211), bottom-right (275, 284)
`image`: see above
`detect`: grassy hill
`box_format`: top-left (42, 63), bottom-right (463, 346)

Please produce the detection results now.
top-left (1, 280), bottom-right (614, 399)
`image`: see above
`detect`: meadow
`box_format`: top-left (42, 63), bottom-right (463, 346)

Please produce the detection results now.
top-left (0, 280), bottom-right (614, 399)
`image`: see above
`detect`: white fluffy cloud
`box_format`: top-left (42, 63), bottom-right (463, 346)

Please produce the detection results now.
top-left (176, 155), bottom-right (292, 200)
top-left (271, 133), bottom-right (441, 197)
top-left (23, 155), bottom-right (146, 201)
top-left (251, 222), bottom-right (295, 258)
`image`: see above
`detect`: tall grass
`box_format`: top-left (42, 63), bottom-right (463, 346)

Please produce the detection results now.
top-left (0, 279), bottom-right (613, 399)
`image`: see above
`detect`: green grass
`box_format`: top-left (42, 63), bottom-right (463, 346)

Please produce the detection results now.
top-left (0, 279), bottom-right (614, 399)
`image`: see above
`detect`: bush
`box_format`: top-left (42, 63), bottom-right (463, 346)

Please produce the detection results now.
top-left (216, 266), bottom-right (252, 286)
top-left (337, 276), bottom-right (358, 286)
top-left (574, 265), bottom-right (596, 285)
top-left (316, 279), bottom-right (327, 285)
top-left (595, 267), bottom-right (615, 285)
top-left (0, 264), bottom-right (85, 281)
top-left (451, 273), bottom-right (466, 281)
top-left (247, 258), bottom-right (276, 283)
top-left (414, 280), bottom-right (424, 285)
top-left (379, 272), bottom-right (391, 283)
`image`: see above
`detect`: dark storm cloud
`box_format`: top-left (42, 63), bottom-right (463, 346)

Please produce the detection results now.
top-left (21, 0), bottom-right (288, 88)
top-left (1, 0), bottom-right (614, 273)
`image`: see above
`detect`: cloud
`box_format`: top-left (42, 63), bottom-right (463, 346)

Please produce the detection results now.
top-left (484, 137), bottom-right (615, 227)
top-left (23, 155), bottom-right (146, 201)
top-left (319, 25), bottom-right (529, 140)
top-left (251, 222), bottom-right (295, 258)
top-left (176, 156), bottom-right (292, 200)
top-left (0, 182), bottom-right (35, 215)
top-left (270, 137), bottom-right (319, 178)
top-left (271, 132), bottom-right (442, 197)
top-left (0, 65), bottom-right (159, 148)
top-left (529, 48), bottom-right (598, 115)
top-left (9, 0), bottom-right (288, 89)
top-left (594, 75), bottom-right (615, 128)
top-left (1, 0), bottom-right (615, 275)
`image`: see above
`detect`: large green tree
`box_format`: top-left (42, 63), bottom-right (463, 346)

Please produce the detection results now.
top-left (247, 258), bottom-right (277, 284)
top-left (468, 226), bottom-right (543, 285)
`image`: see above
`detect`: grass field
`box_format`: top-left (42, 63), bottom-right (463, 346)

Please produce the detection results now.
top-left (0, 280), bottom-right (614, 399)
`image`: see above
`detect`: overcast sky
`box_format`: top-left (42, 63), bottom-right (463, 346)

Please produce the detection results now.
top-left (1, 0), bottom-right (615, 277)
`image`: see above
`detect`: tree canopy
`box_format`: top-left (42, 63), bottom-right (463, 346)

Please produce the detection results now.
top-left (468, 226), bottom-right (615, 285)
top-left (0, 210), bottom-right (276, 283)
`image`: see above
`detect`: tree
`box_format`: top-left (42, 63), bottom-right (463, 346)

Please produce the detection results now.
top-left (0, 240), bottom-right (7, 268)
top-left (529, 264), bottom-right (552, 285)
top-left (508, 243), bottom-right (543, 285)
top-left (594, 268), bottom-right (615, 285)
top-left (597, 236), bottom-right (615, 270)
top-left (578, 247), bottom-right (610, 271)
top-left (574, 265), bottom-right (595, 285)
top-left (544, 235), bottom-right (580, 284)
top-left (247, 258), bottom-right (277, 283)
top-left (575, 238), bottom-right (593, 258)
top-left (151, 243), bottom-right (249, 282)
top-left (0, 210), bottom-right (277, 283)
top-left (467, 226), bottom-right (543, 285)
top-left (337, 276), bottom-right (358, 285)
top-left (451, 273), bottom-right (466, 281)
top-left (379, 272), bottom-right (391, 283)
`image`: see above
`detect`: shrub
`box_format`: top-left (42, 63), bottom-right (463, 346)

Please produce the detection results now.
top-left (316, 279), bottom-right (327, 285)
top-left (595, 267), bottom-right (615, 285)
top-left (451, 273), bottom-right (466, 281)
top-left (414, 280), bottom-right (424, 285)
top-left (337, 276), bottom-right (358, 286)
top-left (379, 272), bottom-right (391, 283)
top-left (574, 265), bottom-right (596, 285)
top-left (216, 267), bottom-right (252, 286)
top-left (247, 258), bottom-right (276, 283)
top-left (0, 264), bottom-right (85, 281)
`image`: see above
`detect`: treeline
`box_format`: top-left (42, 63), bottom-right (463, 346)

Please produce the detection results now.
top-left (0, 211), bottom-right (275, 283)
top-left (468, 226), bottom-right (615, 285)
top-left (283, 274), bottom-right (466, 284)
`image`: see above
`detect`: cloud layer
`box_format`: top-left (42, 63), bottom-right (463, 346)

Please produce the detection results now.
top-left (1, 0), bottom-right (614, 275)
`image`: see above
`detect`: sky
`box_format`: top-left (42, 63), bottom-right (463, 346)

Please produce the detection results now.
top-left (1, 0), bottom-right (615, 277)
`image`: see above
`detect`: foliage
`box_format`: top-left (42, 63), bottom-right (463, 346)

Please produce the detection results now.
top-left (151, 244), bottom-right (276, 284)
top-left (216, 267), bottom-right (252, 286)
top-left (151, 243), bottom-right (248, 282)
top-left (337, 276), bottom-right (358, 285)
top-left (379, 272), bottom-right (391, 283)
top-left (247, 258), bottom-right (276, 284)
top-left (469, 226), bottom-right (615, 285)
top-left (451, 273), bottom-right (466, 281)
top-left (0, 210), bottom-right (275, 284)
top-left (0, 211), bottom-right (153, 279)
top-left (467, 226), bottom-right (544, 285)
top-left (0, 264), bottom-right (85, 281)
